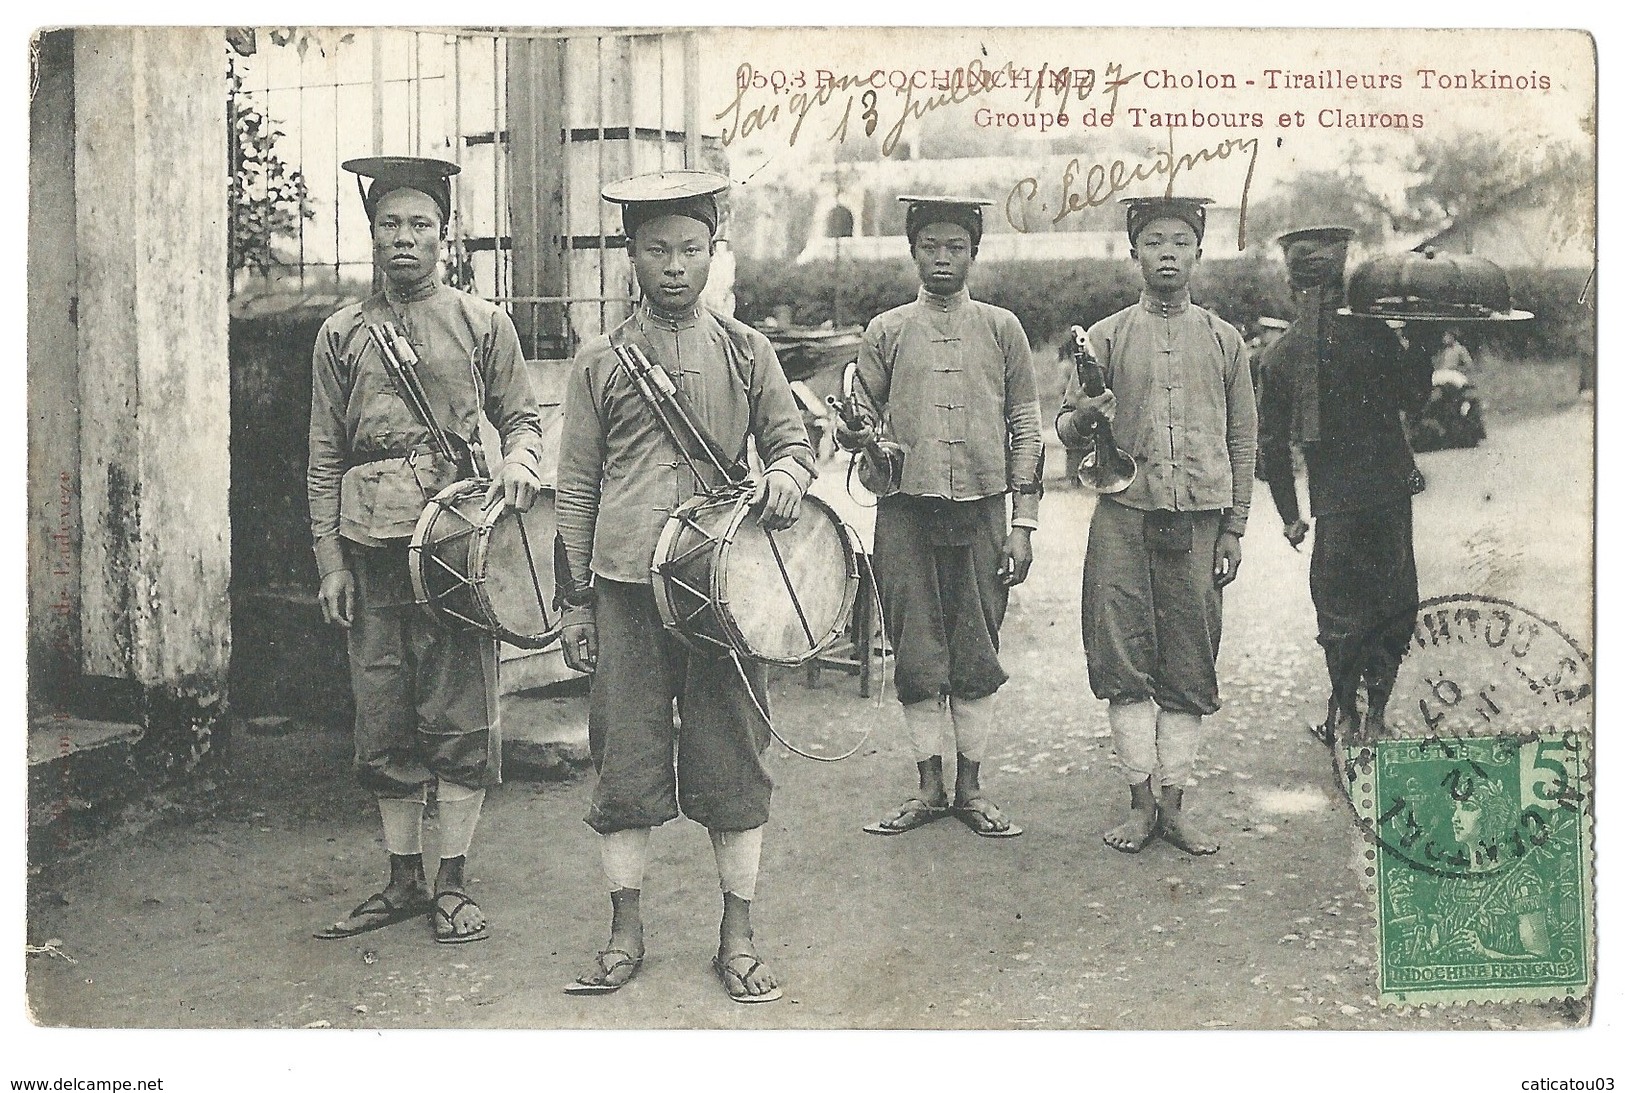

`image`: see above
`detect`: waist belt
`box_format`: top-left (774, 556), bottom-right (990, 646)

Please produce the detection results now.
top-left (345, 441), bottom-right (467, 472)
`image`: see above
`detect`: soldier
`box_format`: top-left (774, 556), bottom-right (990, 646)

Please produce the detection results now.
top-left (308, 157), bottom-right (545, 943)
top-left (1057, 196), bottom-right (1256, 856)
top-left (1257, 226), bottom-right (1432, 744)
top-left (554, 171), bottom-right (816, 1003)
top-left (839, 195), bottom-right (1044, 840)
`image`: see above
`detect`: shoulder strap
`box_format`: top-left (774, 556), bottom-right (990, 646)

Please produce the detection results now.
top-left (357, 296), bottom-right (464, 463)
top-left (1199, 305), bottom-right (1231, 355)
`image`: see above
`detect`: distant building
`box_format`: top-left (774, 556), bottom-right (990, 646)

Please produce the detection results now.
top-left (789, 157), bottom-right (1244, 264)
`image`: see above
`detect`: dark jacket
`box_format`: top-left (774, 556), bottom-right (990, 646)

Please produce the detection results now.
top-left (1258, 313), bottom-right (1431, 521)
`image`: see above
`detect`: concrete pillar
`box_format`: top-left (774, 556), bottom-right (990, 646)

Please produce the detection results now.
top-left (73, 28), bottom-right (230, 705)
top-left (28, 30), bottom-right (80, 702)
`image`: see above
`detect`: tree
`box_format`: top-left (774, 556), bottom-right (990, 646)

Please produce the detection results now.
top-left (1247, 165), bottom-right (1396, 246)
top-left (1397, 131), bottom-right (1530, 235)
top-left (1396, 132), bottom-right (1592, 239)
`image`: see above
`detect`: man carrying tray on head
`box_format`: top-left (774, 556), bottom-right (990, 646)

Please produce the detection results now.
top-left (1256, 226), bottom-right (1431, 746)
top-left (839, 195), bottom-right (1044, 840)
top-left (308, 156), bottom-right (544, 944)
top-left (554, 171), bottom-right (816, 1003)
top-left (1057, 196), bottom-right (1255, 856)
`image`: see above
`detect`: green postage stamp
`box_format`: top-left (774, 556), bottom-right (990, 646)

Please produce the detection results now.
top-left (1344, 595), bottom-right (1594, 1007)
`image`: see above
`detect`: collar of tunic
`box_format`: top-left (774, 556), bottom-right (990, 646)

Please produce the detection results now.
top-left (382, 277), bottom-right (443, 307)
top-left (637, 299), bottom-right (702, 332)
top-left (916, 286), bottom-right (970, 313)
top-left (1138, 289), bottom-right (1192, 318)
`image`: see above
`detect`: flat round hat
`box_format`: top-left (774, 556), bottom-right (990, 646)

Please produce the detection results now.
top-left (898, 195), bottom-right (994, 245)
top-left (603, 171), bottom-right (730, 238)
top-left (601, 170), bottom-right (730, 204)
top-left (342, 156), bottom-right (461, 222)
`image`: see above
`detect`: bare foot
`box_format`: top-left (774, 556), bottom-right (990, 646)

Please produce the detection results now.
top-left (314, 878), bottom-right (430, 939)
top-left (1159, 787), bottom-right (1219, 855)
top-left (431, 889), bottom-right (489, 942)
top-left (569, 945), bottom-right (643, 992)
top-left (1102, 805), bottom-right (1158, 853)
top-left (566, 889), bottom-right (645, 993)
top-left (1102, 778), bottom-right (1158, 853)
top-left (313, 854), bottom-right (429, 939)
top-left (717, 891), bottom-right (781, 1002)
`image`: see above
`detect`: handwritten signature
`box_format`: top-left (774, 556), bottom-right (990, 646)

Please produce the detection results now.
top-left (1005, 133), bottom-right (1260, 249)
top-left (715, 60), bottom-right (1135, 157)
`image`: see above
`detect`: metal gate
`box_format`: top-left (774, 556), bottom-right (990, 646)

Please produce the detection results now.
top-left (228, 26), bottom-right (707, 361)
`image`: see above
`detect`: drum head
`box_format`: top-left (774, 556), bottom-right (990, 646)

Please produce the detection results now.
top-left (718, 495), bottom-right (855, 663)
top-left (474, 489), bottom-right (561, 649)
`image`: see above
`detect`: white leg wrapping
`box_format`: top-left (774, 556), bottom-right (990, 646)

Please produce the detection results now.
top-left (1108, 700), bottom-right (1158, 785)
top-left (948, 693), bottom-right (994, 762)
top-left (710, 826), bottom-right (764, 902)
top-left (1156, 709), bottom-right (1204, 788)
top-left (600, 828), bottom-right (651, 892)
top-left (377, 791), bottom-right (427, 856)
top-left (434, 780), bottom-right (485, 860)
top-left (902, 698), bottom-right (950, 762)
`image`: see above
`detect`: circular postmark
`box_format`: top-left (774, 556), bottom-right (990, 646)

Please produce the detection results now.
top-left (1337, 594), bottom-right (1593, 881)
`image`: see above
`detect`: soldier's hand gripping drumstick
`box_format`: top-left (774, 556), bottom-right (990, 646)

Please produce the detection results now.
top-left (482, 457), bottom-right (544, 513)
top-left (751, 466), bottom-right (803, 532)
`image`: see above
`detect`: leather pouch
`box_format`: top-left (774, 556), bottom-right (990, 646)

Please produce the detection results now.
top-left (1144, 510), bottom-right (1195, 554)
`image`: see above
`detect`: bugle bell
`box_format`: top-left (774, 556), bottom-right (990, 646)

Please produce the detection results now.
top-left (1068, 325), bottom-right (1137, 494)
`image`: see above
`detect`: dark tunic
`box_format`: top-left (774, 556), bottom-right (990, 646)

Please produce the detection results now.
top-left (1258, 304), bottom-right (1432, 712)
top-left (1258, 310), bottom-right (1431, 521)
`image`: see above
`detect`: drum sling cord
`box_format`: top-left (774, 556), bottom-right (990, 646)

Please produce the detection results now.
top-left (475, 343), bottom-right (550, 621)
top-left (726, 546), bottom-right (888, 764)
top-left (458, 336), bottom-right (559, 626)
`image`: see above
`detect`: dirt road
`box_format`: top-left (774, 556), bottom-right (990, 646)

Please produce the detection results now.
top-left (25, 406), bottom-right (1593, 1030)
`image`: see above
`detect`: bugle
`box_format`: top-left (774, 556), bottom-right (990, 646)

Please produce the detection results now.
top-left (1069, 324), bottom-right (1137, 494)
top-left (826, 362), bottom-right (904, 498)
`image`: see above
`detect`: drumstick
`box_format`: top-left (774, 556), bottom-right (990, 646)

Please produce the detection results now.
top-left (620, 343), bottom-right (749, 488)
top-left (762, 528), bottom-right (819, 651)
top-left (387, 326), bottom-right (459, 464)
top-left (510, 509), bottom-right (551, 638)
top-left (368, 322), bottom-right (459, 463)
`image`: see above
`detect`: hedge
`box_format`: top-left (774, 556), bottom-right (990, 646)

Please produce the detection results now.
top-left (734, 256), bottom-right (1594, 364)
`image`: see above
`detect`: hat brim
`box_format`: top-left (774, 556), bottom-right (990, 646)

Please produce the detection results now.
top-left (341, 155), bottom-right (460, 179)
top-left (897, 194), bottom-right (994, 207)
top-left (1336, 307), bottom-right (1533, 322)
top-left (602, 170), bottom-right (730, 203)
top-left (1278, 226), bottom-right (1356, 247)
